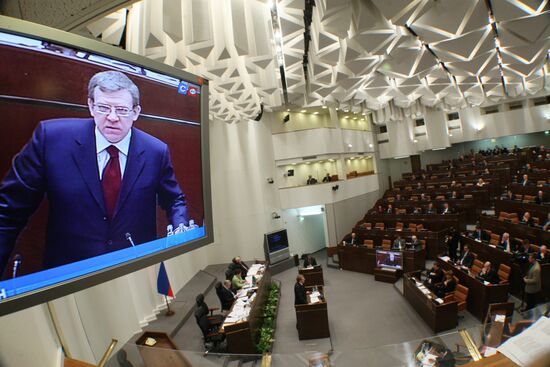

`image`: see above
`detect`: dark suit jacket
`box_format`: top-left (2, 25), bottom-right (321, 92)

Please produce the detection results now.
top-left (499, 240), bottom-right (516, 252)
top-left (479, 269), bottom-right (500, 284)
top-left (0, 118), bottom-right (188, 271)
top-left (294, 282), bottom-right (307, 305)
top-left (459, 251), bottom-right (475, 268)
top-left (218, 286), bottom-right (236, 311)
top-left (303, 256), bottom-right (317, 267)
top-left (473, 229), bottom-right (489, 241)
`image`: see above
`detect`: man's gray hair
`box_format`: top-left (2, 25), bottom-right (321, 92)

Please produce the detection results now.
top-left (88, 70), bottom-right (140, 106)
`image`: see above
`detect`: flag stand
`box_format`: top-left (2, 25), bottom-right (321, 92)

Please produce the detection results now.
top-left (164, 296), bottom-right (175, 316)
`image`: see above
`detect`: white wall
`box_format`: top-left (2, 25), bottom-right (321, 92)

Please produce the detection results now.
top-left (281, 209), bottom-right (327, 257)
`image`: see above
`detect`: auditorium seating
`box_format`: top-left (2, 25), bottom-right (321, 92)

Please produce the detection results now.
top-left (498, 264), bottom-right (511, 285)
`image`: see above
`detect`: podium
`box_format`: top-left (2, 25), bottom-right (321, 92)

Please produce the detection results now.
top-left (135, 331), bottom-right (193, 367)
top-left (299, 266), bottom-right (324, 287)
top-left (295, 287), bottom-right (330, 340)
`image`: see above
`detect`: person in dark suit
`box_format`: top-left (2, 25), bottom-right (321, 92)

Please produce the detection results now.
top-left (425, 262), bottom-right (444, 289)
top-left (521, 174), bottom-right (530, 186)
top-left (472, 225), bottom-right (489, 241)
top-left (501, 190), bottom-right (514, 201)
top-left (425, 202), bottom-right (436, 214)
top-left (216, 280), bottom-right (236, 312)
top-left (450, 191), bottom-right (460, 199)
top-left (537, 245), bottom-right (549, 264)
top-left (458, 245), bottom-right (475, 268)
top-left (446, 227), bottom-right (460, 262)
top-left (303, 254), bottom-right (317, 267)
top-left (294, 275), bottom-right (308, 305)
top-left (228, 256), bottom-right (249, 278)
top-left (346, 232), bottom-right (359, 246)
top-left (409, 235), bottom-right (421, 250)
top-left (499, 232), bottom-right (515, 253)
top-left (393, 235), bottom-right (405, 250)
top-left (322, 173), bottom-right (331, 183)
top-left (434, 270), bottom-right (457, 298)
top-left (306, 175), bottom-right (316, 185)
top-left (521, 212), bottom-right (535, 227)
top-left (441, 202), bottom-right (452, 215)
top-left (0, 71), bottom-right (189, 273)
top-left (478, 261), bottom-right (499, 284)
top-left (535, 191), bottom-right (546, 204)
top-left (543, 213), bottom-right (550, 231)
top-left (386, 204), bottom-right (394, 214)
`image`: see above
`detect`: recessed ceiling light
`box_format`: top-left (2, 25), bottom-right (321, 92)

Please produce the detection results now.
top-left (413, 139), bottom-right (418, 143)
top-left (314, 111), bottom-right (319, 114)
top-left (322, 105), bottom-right (327, 109)
top-left (286, 109), bottom-right (290, 112)
top-left (300, 109), bottom-right (306, 113)
top-left (353, 117), bottom-right (358, 120)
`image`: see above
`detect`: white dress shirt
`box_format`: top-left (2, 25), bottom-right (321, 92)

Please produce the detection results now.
top-left (95, 127), bottom-right (131, 180)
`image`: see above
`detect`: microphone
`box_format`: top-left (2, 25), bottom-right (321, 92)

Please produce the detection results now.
top-left (125, 233), bottom-right (136, 247)
top-left (12, 254), bottom-right (22, 279)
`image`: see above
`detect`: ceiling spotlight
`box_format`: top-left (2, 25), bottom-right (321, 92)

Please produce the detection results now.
top-left (300, 109), bottom-right (306, 113)
top-left (286, 108), bottom-right (290, 112)
top-left (413, 139), bottom-right (418, 143)
top-left (314, 111), bottom-right (319, 114)
top-left (335, 107), bottom-right (339, 111)
top-left (369, 143), bottom-right (373, 148)
top-left (305, 162), bottom-right (310, 164)
top-left (348, 143), bottom-right (353, 148)
top-left (448, 133), bottom-right (453, 137)
top-left (322, 105), bottom-right (327, 109)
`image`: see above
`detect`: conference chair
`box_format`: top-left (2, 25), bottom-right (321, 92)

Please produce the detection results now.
top-left (382, 239), bottom-right (391, 250)
top-left (387, 197), bottom-right (395, 202)
top-left (465, 183), bottom-right (474, 187)
top-left (215, 282), bottom-right (235, 313)
top-left (395, 222), bottom-right (404, 231)
top-left (375, 222), bottom-right (385, 230)
top-left (444, 284), bottom-right (469, 316)
top-left (195, 308), bottom-right (225, 354)
top-left (514, 194), bottom-right (523, 201)
top-left (225, 268), bottom-right (234, 281)
top-left (408, 223), bottom-right (417, 231)
top-left (497, 264), bottom-right (511, 285)
top-left (420, 240), bottom-right (426, 250)
top-left (489, 233), bottom-right (500, 246)
top-left (537, 180), bottom-right (546, 186)
top-left (440, 185), bottom-right (448, 189)
top-left (410, 195), bottom-right (419, 201)
top-left (362, 222), bottom-right (372, 230)
top-left (364, 240), bottom-right (374, 249)
top-left (416, 224), bottom-right (424, 231)
top-left (427, 185), bottom-right (435, 189)
top-left (498, 211), bottom-right (509, 221)
top-left (508, 213), bottom-right (519, 224)
top-left (435, 195), bottom-right (445, 200)
top-left (463, 194), bottom-right (473, 199)
top-left (471, 259), bottom-right (483, 276)
top-left (523, 195), bottom-right (535, 203)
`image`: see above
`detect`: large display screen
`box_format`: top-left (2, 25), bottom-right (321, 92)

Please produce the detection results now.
top-left (0, 16), bottom-right (212, 315)
top-left (266, 230), bottom-right (289, 254)
top-left (376, 250), bottom-right (403, 270)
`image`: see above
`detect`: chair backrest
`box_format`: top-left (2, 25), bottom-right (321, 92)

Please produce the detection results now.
top-left (420, 240), bottom-right (426, 249)
top-left (514, 194), bottom-right (523, 200)
top-left (537, 180), bottom-right (546, 185)
top-left (375, 222), bottom-right (384, 230)
top-left (533, 217), bottom-right (540, 224)
top-left (498, 211), bottom-right (508, 221)
top-left (489, 238), bottom-right (499, 246)
top-left (490, 233), bottom-right (500, 242)
top-left (427, 185), bottom-right (435, 189)
top-left (417, 224), bottom-right (424, 231)
top-left (463, 194), bottom-right (473, 199)
top-left (471, 259), bottom-right (483, 275)
top-left (523, 195), bottom-right (535, 203)
top-left (408, 223), bottom-right (417, 230)
top-left (396, 222), bottom-right (404, 230)
top-left (435, 195), bottom-right (445, 200)
top-left (225, 268), bottom-right (234, 280)
top-left (387, 197), bottom-right (395, 202)
top-left (382, 239), bottom-right (391, 250)
top-left (498, 264), bottom-right (511, 283)
top-left (410, 195), bottom-right (418, 201)
top-left (465, 183), bottom-right (473, 187)
top-left (454, 284), bottom-right (469, 303)
top-left (364, 239), bottom-right (374, 249)
top-left (440, 185), bottom-right (448, 189)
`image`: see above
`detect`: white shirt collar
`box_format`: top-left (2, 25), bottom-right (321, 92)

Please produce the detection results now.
top-left (95, 127), bottom-right (132, 156)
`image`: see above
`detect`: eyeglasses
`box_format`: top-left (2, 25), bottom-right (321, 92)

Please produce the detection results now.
top-left (93, 103), bottom-right (134, 117)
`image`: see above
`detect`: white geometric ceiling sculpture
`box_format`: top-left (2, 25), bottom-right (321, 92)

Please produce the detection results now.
top-left (80, 0), bottom-right (550, 122)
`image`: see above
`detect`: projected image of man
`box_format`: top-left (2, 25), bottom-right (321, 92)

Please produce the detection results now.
top-left (0, 70), bottom-right (189, 273)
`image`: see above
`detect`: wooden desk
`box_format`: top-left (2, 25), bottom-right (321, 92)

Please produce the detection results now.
top-left (299, 266), bottom-right (324, 287)
top-left (376, 198), bottom-right (479, 222)
top-left (385, 188), bottom-right (490, 207)
top-left (135, 331), bottom-right (193, 367)
top-left (374, 267), bottom-right (401, 283)
top-left (461, 353), bottom-right (518, 367)
top-left (337, 245), bottom-right (425, 274)
top-left (495, 200), bottom-right (550, 224)
top-left (223, 267), bottom-right (272, 354)
top-left (295, 287), bottom-right (330, 340)
top-left (361, 213), bottom-right (465, 231)
top-left (403, 272), bottom-right (458, 333)
top-left (479, 215), bottom-right (550, 247)
top-left (437, 257), bottom-right (509, 321)
top-left (351, 227), bottom-right (437, 259)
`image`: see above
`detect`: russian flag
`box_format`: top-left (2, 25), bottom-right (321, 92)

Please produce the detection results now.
top-left (157, 262), bottom-right (174, 297)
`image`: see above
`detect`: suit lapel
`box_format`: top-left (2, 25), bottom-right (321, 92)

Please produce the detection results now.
top-left (72, 120), bottom-right (106, 214)
top-left (114, 129), bottom-right (145, 218)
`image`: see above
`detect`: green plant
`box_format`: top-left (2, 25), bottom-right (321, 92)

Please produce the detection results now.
top-left (256, 283), bottom-right (280, 353)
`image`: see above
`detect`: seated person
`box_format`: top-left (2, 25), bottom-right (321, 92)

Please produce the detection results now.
top-left (543, 213), bottom-right (550, 232)
top-left (393, 235), bottom-right (405, 250)
top-left (386, 204), bottom-right (394, 214)
top-left (216, 280), bottom-right (236, 311)
top-left (425, 202), bottom-right (436, 214)
top-left (425, 263), bottom-right (444, 289)
top-left (229, 256), bottom-right (249, 278)
top-left (450, 190), bottom-right (460, 199)
top-left (501, 190), bottom-right (514, 201)
top-left (322, 173), bottom-right (331, 183)
top-left (521, 174), bottom-right (530, 186)
top-left (483, 168), bottom-right (490, 175)
top-left (434, 271), bottom-right (457, 298)
top-left (516, 239), bottom-right (533, 256)
top-left (412, 206), bottom-right (422, 214)
top-left (537, 245), bottom-right (549, 264)
top-left (478, 261), bottom-right (499, 284)
top-left (441, 202), bottom-right (452, 214)
top-left (476, 178), bottom-right (486, 187)
top-left (472, 225), bottom-right (489, 241)
top-left (450, 180), bottom-right (457, 188)
top-left (416, 182), bottom-right (422, 190)
top-left (345, 232), bottom-right (359, 246)
top-left (395, 193), bottom-right (402, 201)
top-left (303, 254), bottom-right (317, 267)
top-left (520, 212), bottom-right (535, 227)
top-left (409, 235), bottom-right (421, 249)
top-left (535, 190), bottom-right (546, 204)
top-left (499, 232), bottom-right (515, 253)
top-left (376, 205), bottom-right (385, 214)
top-left (458, 245), bottom-right (475, 268)
top-left (420, 193), bottom-right (428, 201)
top-left (231, 268), bottom-right (247, 290)
top-left (306, 175), bottom-right (317, 185)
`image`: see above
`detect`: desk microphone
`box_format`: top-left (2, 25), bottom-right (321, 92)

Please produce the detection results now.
top-left (12, 254), bottom-right (22, 279)
top-left (125, 233), bottom-right (136, 247)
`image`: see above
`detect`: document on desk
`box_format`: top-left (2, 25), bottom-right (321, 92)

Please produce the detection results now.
top-left (248, 264), bottom-right (263, 276)
top-left (497, 316), bottom-right (550, 366)
top-left (440, 256), bottom-right (450, 262)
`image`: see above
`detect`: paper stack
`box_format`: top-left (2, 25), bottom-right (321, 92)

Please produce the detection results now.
top-left (497, 316), bottom-right (550, 366)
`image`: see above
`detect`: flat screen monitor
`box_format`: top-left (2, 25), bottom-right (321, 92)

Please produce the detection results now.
top-left (376, 250), bottom-right (403, 270)
top-left (264, 229), bottom-right (290, 264)
top-left (0, 16), bottom-right (212, 315)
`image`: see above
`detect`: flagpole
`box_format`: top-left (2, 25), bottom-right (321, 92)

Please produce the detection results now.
top-left (164, 295), bottom-right (175, 316)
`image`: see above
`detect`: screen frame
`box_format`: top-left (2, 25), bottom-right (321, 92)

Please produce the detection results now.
top-left (265, 229), bottom-right (289, 254)
top-left (375, 249), bottom-right (403, 270)
top-left (0, 15), bottom-right (213, 316)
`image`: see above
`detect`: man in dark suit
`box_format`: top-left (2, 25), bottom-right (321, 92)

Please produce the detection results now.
top-left (216, 280), bottom-right (236, 312)
top-left (294, 275), bottom-right (308, 305)
top-left (441, 202), bottom-right (452, 215)
top-left (303, 254), bottom-right (317, 267)
top-left (425, 202), bottom-right (436, 214)
top-left (409, 235), bottom-right (421, 250)
top-left (498, 232), bottom-right (515, 253)
top-left (458, 245), bottom-right (475, 268)
top-left (521, 212), bottom-right (535, 227)
top-left (347, 232), bottom-right (359, 246)
top-left (434, 270), bottom-right (457, 298)
top-left (472, 225), bottom-right (489, 241)
top-left (537, 245), bottom-right (549, 264)
top-left (425, 262), bottom-right (444, 289)
top-left (535, 190), bottom-right (546, 205)
top-left (446, 227), bottom-right (460, 262)
top-left (0, 71), bottom-right (188, 273)
top-left (228, 256), bottom-right (249, 278)
top-left (478, 261), bottom-right (499, 284)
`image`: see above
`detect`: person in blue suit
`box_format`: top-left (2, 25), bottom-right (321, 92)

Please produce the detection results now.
top-left (0, 70), bottom-right (188, 273)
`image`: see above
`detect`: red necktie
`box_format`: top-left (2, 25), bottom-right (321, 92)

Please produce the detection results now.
top-left (102, 145), bottom-right (121, 219)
